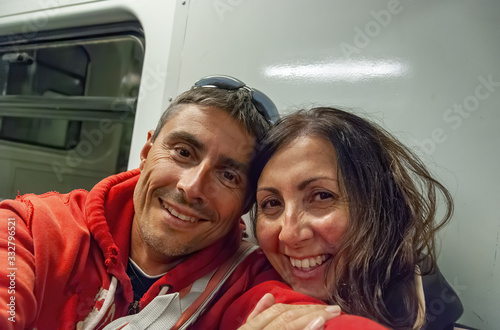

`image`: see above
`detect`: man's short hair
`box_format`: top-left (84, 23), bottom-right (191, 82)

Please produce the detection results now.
top-left (152, 87), bottom-right (271, 144)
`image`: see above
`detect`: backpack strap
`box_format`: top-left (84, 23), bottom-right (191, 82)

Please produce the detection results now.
top-left (102, 242), bottom-right (258, 330)
top-left (175, 241), bottom-right (258, 329)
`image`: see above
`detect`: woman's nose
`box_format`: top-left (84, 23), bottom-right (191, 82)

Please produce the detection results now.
top-left (278, 206), bottom-right (314, 247)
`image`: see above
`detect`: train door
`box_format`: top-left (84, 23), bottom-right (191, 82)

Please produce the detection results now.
top-left (0, 22), bottom-right (144, 199)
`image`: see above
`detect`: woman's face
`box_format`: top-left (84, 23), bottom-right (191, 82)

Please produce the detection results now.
top-left (256, 135), bottom-right (349, 301)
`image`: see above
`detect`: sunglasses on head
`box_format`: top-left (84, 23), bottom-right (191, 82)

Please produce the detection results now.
top-left (193, 75), bottom-right (280, 124)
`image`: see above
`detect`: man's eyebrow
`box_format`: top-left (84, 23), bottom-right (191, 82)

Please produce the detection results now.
top-left (165, 131), bottom-right (206, 152)
top-left (218, 155), bottom-right (248, 174)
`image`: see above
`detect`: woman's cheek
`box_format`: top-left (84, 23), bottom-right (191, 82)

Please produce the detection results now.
top-left (256, 217), bottom-right (277, 248)
top-left (255, 218), bottom-right (268, 244)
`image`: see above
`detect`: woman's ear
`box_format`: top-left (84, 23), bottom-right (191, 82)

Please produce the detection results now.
top-left (139, 130), bottom-right (155, 170)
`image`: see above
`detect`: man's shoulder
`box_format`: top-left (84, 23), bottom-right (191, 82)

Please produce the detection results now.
top-left (0, 188), bottom-right (88, 224)
top-left (24, 188), bottom-right (89, 203)
top-left (13, 188), bottom-right (89, 213)
top-left (6, 168), bottom-right (140, 215)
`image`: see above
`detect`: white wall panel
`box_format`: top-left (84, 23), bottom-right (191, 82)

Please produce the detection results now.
top-left (176, 1), bottom-right (500, 328)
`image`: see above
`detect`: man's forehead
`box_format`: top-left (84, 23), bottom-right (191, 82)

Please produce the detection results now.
top-left (166, 104), bottom-right (242, 132)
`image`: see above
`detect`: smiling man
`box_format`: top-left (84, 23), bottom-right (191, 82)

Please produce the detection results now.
top-left (0, 75), bottom-right (277, 329)
top-left (131, 103), bottom-right (257, 276)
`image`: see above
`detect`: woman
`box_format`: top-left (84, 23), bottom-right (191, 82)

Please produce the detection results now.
top-left (249, 107), bottom-right (453, 329)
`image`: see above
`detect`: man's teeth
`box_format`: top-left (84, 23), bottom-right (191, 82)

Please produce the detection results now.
top-left (290, 255), bottom-right (327, 270)
top-left (163, 203), bottom-right (198, 223)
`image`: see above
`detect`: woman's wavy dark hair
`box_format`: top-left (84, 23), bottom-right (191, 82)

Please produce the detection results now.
top-left (250, 107), bottom-right (453, 329)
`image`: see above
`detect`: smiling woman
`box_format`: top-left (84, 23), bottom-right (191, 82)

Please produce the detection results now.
top-left (256, 134), bottom-right (349, 303)
top-left (250, 107), bottom-right (454, 329)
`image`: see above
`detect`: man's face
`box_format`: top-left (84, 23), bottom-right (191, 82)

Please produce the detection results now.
top-left (132, 104), bottom-right (255, 264)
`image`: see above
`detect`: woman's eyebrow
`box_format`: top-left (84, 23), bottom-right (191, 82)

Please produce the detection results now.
top-left (256, 186), bottom-right (280, 194)
top-left (297, 176), bottom-right (337, 191)
top-left (256, 177), bottom-right (338, 193)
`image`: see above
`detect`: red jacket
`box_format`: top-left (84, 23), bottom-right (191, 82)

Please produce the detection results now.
top-left (0, 169), bottom-right (386, 329)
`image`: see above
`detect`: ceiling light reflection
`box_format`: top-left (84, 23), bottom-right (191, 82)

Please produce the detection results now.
top-left (263, 59), bottom-right (410, 82)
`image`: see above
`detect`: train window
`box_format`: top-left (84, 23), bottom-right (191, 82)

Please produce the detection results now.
top-left (0, 117), bottom-right (81, 149)
top-left (0, 23), bottom-right (144, 198)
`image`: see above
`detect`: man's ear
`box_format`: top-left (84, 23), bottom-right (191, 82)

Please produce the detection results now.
top-left (139, 130), bottom-right (155, 170)
top-left (239, 218), bottom-right (247, 231)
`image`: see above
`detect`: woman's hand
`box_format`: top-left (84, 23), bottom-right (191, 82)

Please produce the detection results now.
top-left (238, 293), bottom-right (341, 330)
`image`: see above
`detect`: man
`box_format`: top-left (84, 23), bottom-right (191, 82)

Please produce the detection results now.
top-left (0, 75), bottom-right (385, 330)
top-left (0, 75), bottom-right (276, 329)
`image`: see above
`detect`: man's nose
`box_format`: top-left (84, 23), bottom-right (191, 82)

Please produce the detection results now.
top-left (278, 205), bottom-right (314, 247)
top-left (176, 162), bottom-right (211, 205)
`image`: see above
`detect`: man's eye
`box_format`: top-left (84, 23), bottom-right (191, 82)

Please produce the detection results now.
top-left (178, 148), bottom-right (191, 158)
top-left (223, 171), bottom-right (235, 181)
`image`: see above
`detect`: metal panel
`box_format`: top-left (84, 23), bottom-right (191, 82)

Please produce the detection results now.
top-left (176, 1), bottom-right (500, 328)
top-left (0, 0), bottom-right (102, 18)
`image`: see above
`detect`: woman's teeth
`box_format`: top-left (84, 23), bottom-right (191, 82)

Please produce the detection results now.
top-left (163, 202), bottom-right (198, 223)
top-left (289, 255), bottom-right (327, 270)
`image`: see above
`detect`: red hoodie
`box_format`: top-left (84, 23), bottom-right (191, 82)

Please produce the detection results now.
top-left (0, 169), bottom-right (386, 329)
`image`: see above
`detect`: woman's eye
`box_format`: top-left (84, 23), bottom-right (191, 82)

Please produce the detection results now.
top-left (313, 191), bottom-right (334, 201)
top-left (260, 198), bottom-right (282, 210)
